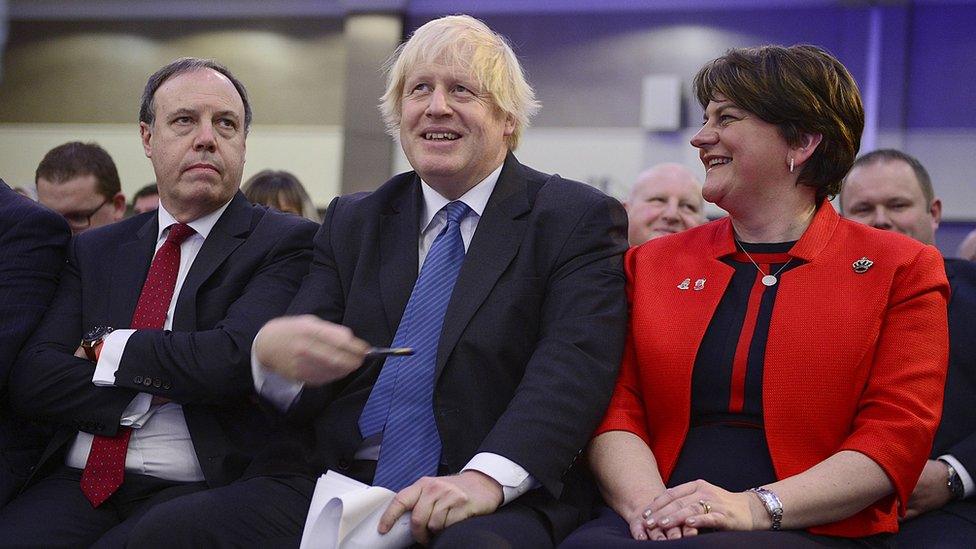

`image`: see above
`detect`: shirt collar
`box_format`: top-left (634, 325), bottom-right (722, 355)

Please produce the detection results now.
top-left (156, 197), bottom-right (234, 242)
top-left (419, 164), bottom-right (502, 233)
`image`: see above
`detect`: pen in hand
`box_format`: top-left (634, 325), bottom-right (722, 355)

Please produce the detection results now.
top-left (365, 347), bottom-right (414, 359)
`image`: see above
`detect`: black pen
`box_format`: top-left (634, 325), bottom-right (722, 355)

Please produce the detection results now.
top-left (365, 347), bottom-right (414, 359)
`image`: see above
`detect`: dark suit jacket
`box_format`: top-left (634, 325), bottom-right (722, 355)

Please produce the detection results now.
top-left (10, 192), bottom-right (317, 488)
top-left (0, 180), bottom-right (70, 504)
top-left (264, 153), bottom-right (628, 540)
top-left (932, 257), bottom-right (976, 523)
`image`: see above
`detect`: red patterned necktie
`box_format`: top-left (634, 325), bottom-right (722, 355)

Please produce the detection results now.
top-left (80, 222), bottom-right (196, 507)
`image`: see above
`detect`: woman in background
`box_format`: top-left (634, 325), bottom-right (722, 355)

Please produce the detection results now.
top-left (243, 169), bottom-right (320, 223)
top-left (562, 44), bottom-right (949, 547)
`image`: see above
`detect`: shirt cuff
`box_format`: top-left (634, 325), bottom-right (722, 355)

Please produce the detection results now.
top-left (251, 332), bottom-right (304, 412)
top-left (92, 329), bottom-right (135, 386)
top-left (463, 452), bottom-right (540, 505)
top-left (939, 454), bottom-right (974, 498)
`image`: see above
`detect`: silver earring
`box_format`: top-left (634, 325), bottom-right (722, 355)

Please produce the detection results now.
top-left (789, 157), bottom-right (795, 174)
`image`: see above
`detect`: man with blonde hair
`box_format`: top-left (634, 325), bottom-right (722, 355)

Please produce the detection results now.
top-left (624, 163), bottom-right (706, 245)
top-left (130, 14), bottom-right (627, 548)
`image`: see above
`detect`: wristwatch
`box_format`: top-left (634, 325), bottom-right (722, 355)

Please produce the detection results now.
top-left (749, 487), bottom-right (783, 530)
top-left (81, 326), bottom-right (114, 362)
top-left (938, 458), bottom-right (966, 501)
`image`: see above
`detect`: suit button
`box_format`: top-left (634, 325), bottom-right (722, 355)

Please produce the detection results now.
top-left (162, 382), bottom-right (171, 390)
top-left (153, 379), bottom-right (161, 388)
top-left (143, 377), bottom-right (153, 387)
top-left (337, 459), bottom-right (350, 471)
top-left (134, 376), bottom-right (143, 384)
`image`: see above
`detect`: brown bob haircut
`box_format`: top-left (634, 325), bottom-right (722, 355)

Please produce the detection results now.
top-left (693, 44), bottom-right (864, 202)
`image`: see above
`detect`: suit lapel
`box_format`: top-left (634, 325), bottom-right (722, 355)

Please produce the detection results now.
top-left (435, 156), bottom-right (530, 377)
top-left (109, 215), bottom-right (158, 326)
top-left (379, 180), bottom-right (422, 336)
top-left (173, 193), bottom-right (251, 330)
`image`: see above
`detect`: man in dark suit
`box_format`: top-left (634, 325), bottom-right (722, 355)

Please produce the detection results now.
top-left (130, 15), bottom-right (628, 548)
top-left (841, 149), bottom-right (976, 547)
top-left (0, 180), bottom-right (70, 506)
top-left (0, 57), bottom-right (316, 545)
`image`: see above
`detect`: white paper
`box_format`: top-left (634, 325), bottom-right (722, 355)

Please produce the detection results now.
top-left (299, 470), bottom-right (413, 549)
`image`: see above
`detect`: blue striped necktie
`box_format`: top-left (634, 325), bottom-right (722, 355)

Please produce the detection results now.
top-left (358, 200), bottom-right (471, 491)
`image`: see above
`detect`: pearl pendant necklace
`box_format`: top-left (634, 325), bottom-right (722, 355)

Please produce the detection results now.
top-left (737, 243), bottom-right (792, 287)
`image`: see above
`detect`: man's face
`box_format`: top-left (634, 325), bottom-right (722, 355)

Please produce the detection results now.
top-left (140, 68), bottom-right (246, 222)
top-left (133, 194), bottom-right (160, 215)
top-left (841, 160), bottom-right (940, 245)
top-left (399, 61), bottom-right (515, 199)
top-left (36, 174), bottom-right (125, 234)
top-left (625, 169), bottom-right (705, 245)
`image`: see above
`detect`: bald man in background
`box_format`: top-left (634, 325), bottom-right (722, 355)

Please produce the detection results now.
top-left (623, 163), bottom-right (706, 246)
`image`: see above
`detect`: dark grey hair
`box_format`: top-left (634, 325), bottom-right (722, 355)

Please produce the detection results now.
top-left (139, 57), bottom-right (252, 132)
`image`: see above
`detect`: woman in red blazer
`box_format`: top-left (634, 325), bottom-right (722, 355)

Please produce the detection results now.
top-left (562, 45), bottom-right (949, 547)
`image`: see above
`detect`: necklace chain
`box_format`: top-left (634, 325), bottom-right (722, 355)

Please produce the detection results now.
top-left (736, 242), bottom-right (792, 285)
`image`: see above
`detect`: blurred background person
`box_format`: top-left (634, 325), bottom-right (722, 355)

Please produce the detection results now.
top-left (35, 141), bottom-right (125, 234)
top-left (958, 229), bottom-right (976, 262)
top-left (841, 149), bottom-right (976, 547)
top-left (624, 163), bottom-right (707, 246)
top-left (563, 45), bottom-right (949, 547)
top-left (131, 182), bottom-right (159, 215)
top-left (242, 169), bottom-right (320, 223)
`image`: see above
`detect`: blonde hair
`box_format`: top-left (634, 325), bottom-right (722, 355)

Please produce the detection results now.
top-left (379, 14), bottom-right (540, 149)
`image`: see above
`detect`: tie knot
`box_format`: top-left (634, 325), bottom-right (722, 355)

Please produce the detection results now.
top-left (443, 201), bottom-right (471, 226)
top-left (166, 223), bottom-right (196, 246)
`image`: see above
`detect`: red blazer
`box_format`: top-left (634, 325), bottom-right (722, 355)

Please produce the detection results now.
top-left (596, 203), bottom-right (950, 537)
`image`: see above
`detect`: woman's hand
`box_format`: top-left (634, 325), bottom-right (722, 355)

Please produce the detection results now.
top-left (641, 480), bottom-right (771, 539)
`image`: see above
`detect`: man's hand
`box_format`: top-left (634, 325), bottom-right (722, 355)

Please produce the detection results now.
top-left (903, 459), bottom-right (953, 520)
top-left (377, 471), bottom-right (504, 545)
top-left (253, 315), bottom-right (370, 386)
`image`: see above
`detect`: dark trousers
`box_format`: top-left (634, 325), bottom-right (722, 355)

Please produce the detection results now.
top-left (559, 506), bottom-right (890, 549)
top-left (895, 504), bottom-right (976, 548)
top-left (128, 472), bottom-right (555, 549)
top-left (0, 466), bottom-right (206, 549)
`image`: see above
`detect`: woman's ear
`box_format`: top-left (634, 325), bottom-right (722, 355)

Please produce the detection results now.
top-left (792, 132), bottom-right (823, 166)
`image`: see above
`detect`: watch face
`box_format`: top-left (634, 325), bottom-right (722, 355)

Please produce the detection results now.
top-left (83, 325), bottom-right (113, 345)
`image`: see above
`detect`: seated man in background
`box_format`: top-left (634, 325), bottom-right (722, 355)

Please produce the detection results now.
top-left (841, 148), bottom-right (976, 547)
top-left (0, 179), bottom-right (70, 507)
top-left (0, 57), bottom-right (317, 546)
top-left (129, 14), bottom-right (628, 548)
top-left (35, 141), bottom-right (126, 234)
top-left (623, 162), bottom-right (706, 246)
top-left (131, 183), bottom-right (160, 215)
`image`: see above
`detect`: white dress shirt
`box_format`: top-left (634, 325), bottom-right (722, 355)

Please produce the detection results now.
top-left (253, 164), bottom-right (539, 503)
top-left (65, 200), bottom-right (232, 482)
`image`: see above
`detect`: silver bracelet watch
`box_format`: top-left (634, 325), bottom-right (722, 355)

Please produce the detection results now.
top-left (749, 487), bottom-right (783, 530)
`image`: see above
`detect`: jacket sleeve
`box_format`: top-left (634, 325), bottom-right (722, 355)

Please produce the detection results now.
top-left (838, 244), bottom-right (950, 514)
top-left (111, 217), bottom-right (318, 404)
